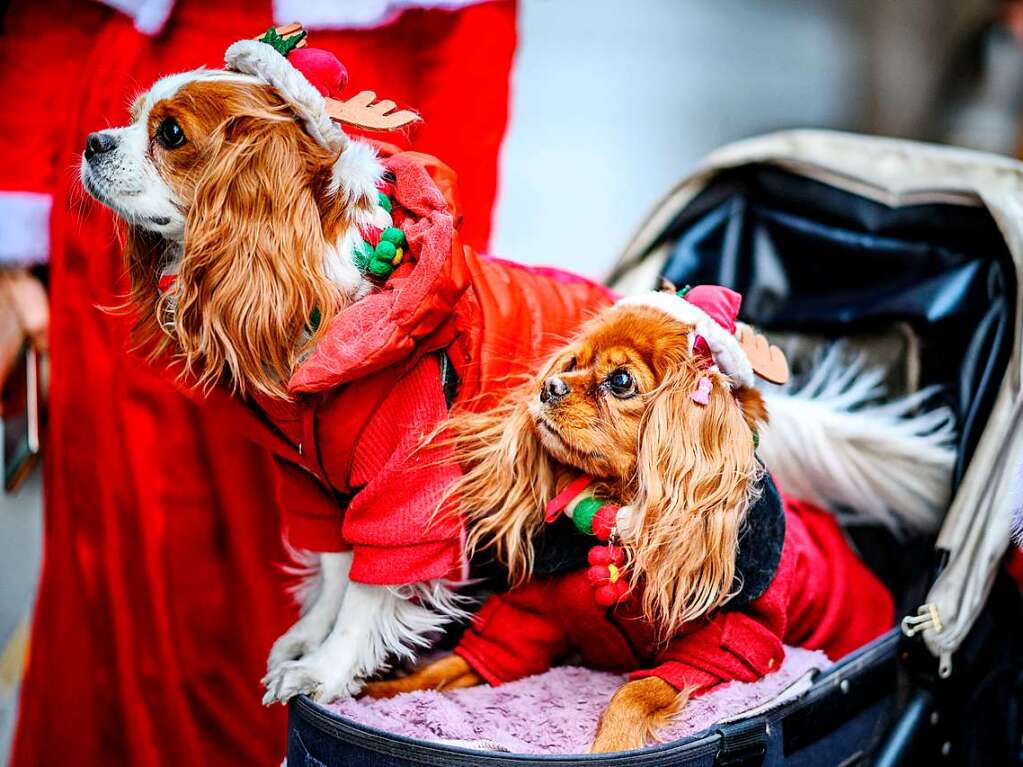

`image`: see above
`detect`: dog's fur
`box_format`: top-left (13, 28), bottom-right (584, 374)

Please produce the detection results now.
top-left (81, 70), bottom-right (452, 704)
top-left (366, 305), bottom-right (770, 751)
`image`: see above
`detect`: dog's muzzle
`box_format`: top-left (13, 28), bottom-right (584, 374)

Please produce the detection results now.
top-left (84, 131), bottom-right (118, 161)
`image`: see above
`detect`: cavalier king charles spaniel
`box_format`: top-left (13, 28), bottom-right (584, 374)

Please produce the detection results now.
top-left (363, 292), bottom-right (901, 753)
top-left (78, 56), bottom-right (452, 705)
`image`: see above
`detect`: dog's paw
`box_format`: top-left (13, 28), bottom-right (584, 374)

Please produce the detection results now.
top-left (265, 626), bottom-right (325, 674)
top-left (262, 660), bottom-right (322, 705)
top-left (313, 672), bottom-right (363, 704)
top-left (262, 656), bottom-right (363, 705)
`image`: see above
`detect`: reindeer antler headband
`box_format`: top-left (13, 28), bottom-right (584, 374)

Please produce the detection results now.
top-left (224, 23), bottom-right (420, 153)
top-left (616, 285), bottom-right (789, 388)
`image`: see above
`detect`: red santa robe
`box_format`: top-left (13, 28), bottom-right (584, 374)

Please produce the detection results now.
top-left (1, 1), bottom-right (518, 765)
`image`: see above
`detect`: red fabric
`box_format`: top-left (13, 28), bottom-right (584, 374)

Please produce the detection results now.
top-left (455, 497), bottom-right (894, 696)
top-left (344, 355), bottom-right (465, 584)
top-left (6, 2), bottom-right (517, 766)
top-left (254, 151), bottom-right (612, 582)
top-left (289, 48), bottom-right (349, 98)
top-left (685, 284), bottom-right (742, 335)
top-left (273, 454), bottom-right (349, 550)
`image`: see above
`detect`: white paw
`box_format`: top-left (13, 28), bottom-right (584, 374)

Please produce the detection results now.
top-left (261, 653), bottom-right (363, 706)
top-left (265, 625), bottom-right (327, 674)
top-left (262, 659), bottom-right (323, 705)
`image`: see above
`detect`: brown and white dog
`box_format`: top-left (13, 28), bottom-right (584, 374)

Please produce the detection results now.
top-left (364, 292), bottom-right (947, 753)
top-left (78, 30), bottom-right (613, 707)
top-left (78, 42), bottom-right (459, 705)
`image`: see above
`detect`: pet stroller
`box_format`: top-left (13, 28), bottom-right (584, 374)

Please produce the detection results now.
top-left (288, 130), bottom-right (1023, 766)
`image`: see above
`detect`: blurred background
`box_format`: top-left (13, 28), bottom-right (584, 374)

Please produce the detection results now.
top-left (2, 0), bottom-right (1022, 764)
top-left (495, 0), bottom-right (1017, 274)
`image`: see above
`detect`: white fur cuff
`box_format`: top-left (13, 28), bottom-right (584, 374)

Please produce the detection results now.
top-left (616, 291), bottom-right (755, 389)
top-left (224, 39), bottom-right (345, 153)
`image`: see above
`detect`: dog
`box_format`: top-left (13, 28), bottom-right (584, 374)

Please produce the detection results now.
top-left (363, 286), bottom-right (953, 753)
top-left (79, 29), bottom-right (613, 704)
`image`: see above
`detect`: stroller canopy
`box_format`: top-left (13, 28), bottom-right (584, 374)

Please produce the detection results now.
top-left (608, 129), bottom-right (1023, 673)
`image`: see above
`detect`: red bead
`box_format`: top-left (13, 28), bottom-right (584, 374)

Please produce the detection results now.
top-left (587, 544), bottom-right (624, 567)
top-left (587, 565), bottom-right (609, 584)
top-left (594, 584), bottom-right (618, 607)
top-left (593, 580), bottom-right (629, 606)
top-left (592, 504), bottom-right (618, 541)
top-left (361, 225), bottom-right (382, 246)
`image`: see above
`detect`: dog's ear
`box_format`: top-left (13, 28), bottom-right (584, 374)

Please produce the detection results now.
top-left (121, 225), bottom-right (177, 353)
top-left (630, 363), bottom-right (760, 636)
top-left (448, 384), bottom-right (560, 585)
top-left (735, 385), bottom-right (769, 433)
top-left (172, 116), bottom-right (341, 398)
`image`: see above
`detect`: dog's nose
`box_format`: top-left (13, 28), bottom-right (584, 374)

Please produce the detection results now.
top-left (540, 376), bottom-right (570, 403)
top-left (84, 132), bottom-right (117, 160)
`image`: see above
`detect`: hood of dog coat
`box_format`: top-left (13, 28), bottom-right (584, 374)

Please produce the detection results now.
top-left (288, 147), bottom-right (472, 394)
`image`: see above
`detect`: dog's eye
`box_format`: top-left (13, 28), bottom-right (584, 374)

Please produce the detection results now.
top-left (563, 357), bottom-right (577, 373)
top-left (606, 369), bottom-right (636, 398)
top-left (156, 118), bottom-right (186, 149)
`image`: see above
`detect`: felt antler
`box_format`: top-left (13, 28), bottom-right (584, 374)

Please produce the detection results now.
top-left (246, 23), bottom-right (419, 132)
top-left (324, 90), bottom-right (420, 131)
top-left (737, 324), bottom-right (790, 385)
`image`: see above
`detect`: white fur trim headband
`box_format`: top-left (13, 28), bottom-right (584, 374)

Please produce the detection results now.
top-left (224, 39), bottom-right (346, 153)
top-left (616, 289), bottom-right (756, 389)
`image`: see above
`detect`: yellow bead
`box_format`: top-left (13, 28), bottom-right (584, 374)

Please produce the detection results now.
top-left (392, 248), bottom-right (403, 266)
top-left (608, 564), bottom-right (619, 583)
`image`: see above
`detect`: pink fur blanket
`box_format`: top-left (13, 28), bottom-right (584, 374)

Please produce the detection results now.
top-left (325, 648), bottom-right (831, 755)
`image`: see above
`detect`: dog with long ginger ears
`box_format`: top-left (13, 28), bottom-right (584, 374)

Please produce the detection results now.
top-left (365, 287), bottom-right (896, 753)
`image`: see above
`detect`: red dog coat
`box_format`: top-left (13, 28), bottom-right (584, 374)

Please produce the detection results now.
top-left (234, 148), bottom-right (613, 585)
top-left (455, 497), bottom-right (894, 696)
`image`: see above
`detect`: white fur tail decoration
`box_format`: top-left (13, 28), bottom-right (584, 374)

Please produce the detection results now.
top-left (759, 345), bottom-right (957, 535)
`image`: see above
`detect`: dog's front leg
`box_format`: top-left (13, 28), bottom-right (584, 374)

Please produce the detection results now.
top-left (264, 552), bottom-right (351, 676)
top-left (363, 654), bottom-right (483, 698)
top-left (263, 580), bottom-right (452, 704)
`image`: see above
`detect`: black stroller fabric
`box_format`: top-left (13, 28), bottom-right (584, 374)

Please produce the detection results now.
top-left (648, 164), bottom-right (1016, 480)
top-left (288, 160), bottom-right (1022, 766)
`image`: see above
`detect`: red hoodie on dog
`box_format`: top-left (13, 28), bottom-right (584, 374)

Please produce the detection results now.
top-left (233, 148), bottom-right (612, 584)
top-left (455, 493), bottom-right (894, 696)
